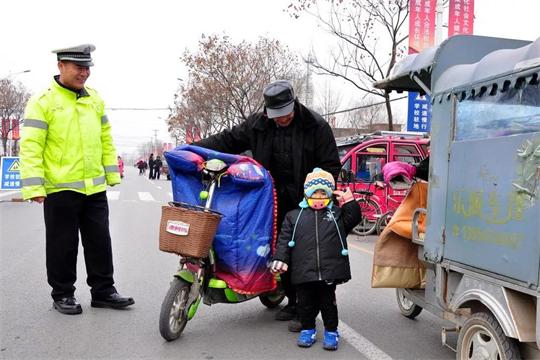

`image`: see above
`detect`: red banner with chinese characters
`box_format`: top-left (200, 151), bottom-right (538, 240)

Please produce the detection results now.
top-left (1, 119), bottom-right (9, 138)
top-left (448, 0), bottom-right (474, 36)
top-left (185, 125), bottom-right (200, 144)
top-left (408, 0), bottom-right (436, 54)
top-left (11, 119), bottom-right (20, 140)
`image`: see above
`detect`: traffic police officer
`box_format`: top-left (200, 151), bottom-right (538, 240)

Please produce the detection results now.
top-left (19, 44), bottom-right (134, 315)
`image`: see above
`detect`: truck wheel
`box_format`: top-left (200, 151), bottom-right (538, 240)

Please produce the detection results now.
top-left (159, 278), bottom-right (191, 341)
top-left (396, 288), bottom-right (423, 319)
top-left (457, 312), bottom-right (521, 360)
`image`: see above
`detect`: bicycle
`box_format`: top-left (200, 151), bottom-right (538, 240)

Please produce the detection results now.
top-left (340, 169), bottom-right (382, 236)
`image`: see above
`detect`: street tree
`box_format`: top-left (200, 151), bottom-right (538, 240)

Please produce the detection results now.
top-left (345, 97), bottom-right (387, 132)
top-left (288, 0), bottom-right (409, 131)
top-left (0, 78), bottom-right (31, 156)
top-left (315, 79), bottom-right (343, 125)
top-left (168, 34), bottom-right (304, 143)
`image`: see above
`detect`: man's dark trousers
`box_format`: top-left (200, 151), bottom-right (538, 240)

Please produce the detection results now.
top-left (44, 191), bottom-right (116, 300)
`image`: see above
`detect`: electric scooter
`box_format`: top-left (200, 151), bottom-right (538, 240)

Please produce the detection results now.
top-left (159, 158), bottom-right (284, 341)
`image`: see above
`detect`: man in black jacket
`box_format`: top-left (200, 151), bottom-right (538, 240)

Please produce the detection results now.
top-left (195, 80), bottom-right (341, 332)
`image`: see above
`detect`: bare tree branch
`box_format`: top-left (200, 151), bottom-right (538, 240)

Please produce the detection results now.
top-left (287, 0), bottom-right (410, 130)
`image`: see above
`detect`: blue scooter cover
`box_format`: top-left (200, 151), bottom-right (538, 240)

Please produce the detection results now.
top-left (164, 145), bottom-right (277, 294)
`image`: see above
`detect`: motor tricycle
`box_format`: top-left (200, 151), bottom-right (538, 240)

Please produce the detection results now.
top-left (159, 148), bottom-right (285, 341)
top-left (373, 34), bottom-right (540, 359)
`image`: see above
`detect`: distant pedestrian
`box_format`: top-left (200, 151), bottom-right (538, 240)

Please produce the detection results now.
top-left (154, 155), bottom-right (163, 180)
top-left (19, 44), bottom-right (134, 315)
top-left (148, 153), bottom-right (155, 179)
top-left (136, 159), bottom-right (144, 175)
top-left (118, 156), bottom-right (124, 178)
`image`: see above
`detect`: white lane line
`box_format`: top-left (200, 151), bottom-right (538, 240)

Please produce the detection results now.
top-left (0, 190), bottom-right (21, 198)
top-left (138, 192), bottom-right (155, 201)
top-left (318, 315), bottom-right (393, 360)
top-left (107, 191), bottom-right (120, 201)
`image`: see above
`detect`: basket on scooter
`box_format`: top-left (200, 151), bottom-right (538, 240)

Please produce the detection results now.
top-left (159, 201), bottom-right (222, 258)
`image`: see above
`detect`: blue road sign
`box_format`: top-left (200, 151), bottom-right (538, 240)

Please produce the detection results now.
top-left (407, 92), bottom-right (432, 132)
top-left (0, 156), bottom-right (21, 190)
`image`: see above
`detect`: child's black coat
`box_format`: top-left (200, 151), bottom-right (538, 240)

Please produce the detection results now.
top-left (273, 201), bottom-right (361, 285)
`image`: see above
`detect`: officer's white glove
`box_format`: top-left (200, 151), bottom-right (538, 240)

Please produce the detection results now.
top-left (270, 260), bottom-right (288, 274)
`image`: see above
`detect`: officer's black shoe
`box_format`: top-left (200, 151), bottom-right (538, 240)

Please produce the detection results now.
top-left (53, 296), bottom-right (82, 315)
top-left (91, 293), bottom-right (134, 309)
top-left (275, 304), bottom-right (296, 321)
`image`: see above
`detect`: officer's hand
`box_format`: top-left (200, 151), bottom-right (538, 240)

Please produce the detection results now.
top-left (31, 196), bottom-right (45, 203)
top-left (270, 260), bottom-right (288, 274)
top-left (333, 188), bottom-right (354, 203)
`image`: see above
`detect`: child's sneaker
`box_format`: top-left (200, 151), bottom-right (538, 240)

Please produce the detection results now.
top-left (323, 330), bottom-right (339, 350)
top-left (297, 329), bottom-right (317, 347)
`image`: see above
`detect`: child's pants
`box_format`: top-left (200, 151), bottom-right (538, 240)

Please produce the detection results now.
top-left (296, 281), bottom-right (338, 331)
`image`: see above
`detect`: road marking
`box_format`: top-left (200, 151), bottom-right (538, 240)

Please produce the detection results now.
top-left (333, 318), bottom-right (393, 360)
top-left (138, 192), bottom-right (155, 201)
top-left (107, 191), bottom-right (120, 200)
top-left (349, 242), bottom-right (374, 255)
top-left (317, 243), bottom-right (391, 359)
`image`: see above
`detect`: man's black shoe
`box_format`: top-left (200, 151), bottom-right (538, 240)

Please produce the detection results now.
top-left (53, 296), bottom-right (82, 315)
top-left (275, 304), bottom-right (296, 321)
top-left (91, 293), bottom-right (134, 309)
top-left (288, 317), bottom-right (302, 332)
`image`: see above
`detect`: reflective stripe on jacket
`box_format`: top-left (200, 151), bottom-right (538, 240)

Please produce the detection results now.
top-left (19, 77), bottom-right (120, 200)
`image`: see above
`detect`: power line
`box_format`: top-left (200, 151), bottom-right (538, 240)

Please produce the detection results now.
top-left (321, 95), bottom-right (408, 117)
top-left (106, 107), bottom-right (169, 111)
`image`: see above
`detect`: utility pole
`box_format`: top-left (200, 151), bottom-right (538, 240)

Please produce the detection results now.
top-left (435, 0), bottom-right (449, 45)
top-left (152, 129), bottom-right (159, 154)
top-left (304, 53), bottom-right (314, 108)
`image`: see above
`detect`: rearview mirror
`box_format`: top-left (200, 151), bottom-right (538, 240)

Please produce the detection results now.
top-left (339, 168), bottom-right (348, 181)
top-left (372, 173), bottom-right (384, 182)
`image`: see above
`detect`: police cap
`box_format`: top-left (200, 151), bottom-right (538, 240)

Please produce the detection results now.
top-left (52, 44), bottom-right (95, 66)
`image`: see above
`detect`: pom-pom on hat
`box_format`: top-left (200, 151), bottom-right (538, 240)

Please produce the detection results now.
top-left (303, 168), bottom-right (335, 198)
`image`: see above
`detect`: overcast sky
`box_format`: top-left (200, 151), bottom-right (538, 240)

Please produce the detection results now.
top-left (1, 0), bottom-right (538, 157)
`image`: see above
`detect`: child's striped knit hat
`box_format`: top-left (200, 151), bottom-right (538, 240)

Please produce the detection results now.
top-left (303, 168), bottom-right (335, 198)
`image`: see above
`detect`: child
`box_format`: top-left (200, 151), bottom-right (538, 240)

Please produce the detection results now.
top-left (271, 168), bottom-right (361, 351)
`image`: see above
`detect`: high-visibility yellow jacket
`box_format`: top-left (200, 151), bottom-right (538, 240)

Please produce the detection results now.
top-left (20, 77), bottom-right (120, 200)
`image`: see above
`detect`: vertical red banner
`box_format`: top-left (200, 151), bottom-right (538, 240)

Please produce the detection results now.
top-left (1, 119), bottom-right (10, 138)
top-left (11, 119), bottom-right (20, 140)
top-left (448, 0), bottom-right (475, 36)
top-left (408, 0), bottom-right (437, 54)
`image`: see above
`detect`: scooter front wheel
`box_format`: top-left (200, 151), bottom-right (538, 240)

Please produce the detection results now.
top-left (259, 291), bottom-right (285, 308)
top-left (159, 278), bottom-right (192, 341)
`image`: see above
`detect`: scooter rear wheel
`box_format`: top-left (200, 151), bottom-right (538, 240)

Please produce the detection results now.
top-left (159, 278), bottom-right (191, 341)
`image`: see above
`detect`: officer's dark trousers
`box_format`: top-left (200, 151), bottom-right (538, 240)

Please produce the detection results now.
top-left (297, 281), bottom-right (338, 331)
top-left (44, 191), bottom-right (116, 300)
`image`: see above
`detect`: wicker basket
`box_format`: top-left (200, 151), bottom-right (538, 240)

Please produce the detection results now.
top-left (159, 202), bottom-right (222, 258)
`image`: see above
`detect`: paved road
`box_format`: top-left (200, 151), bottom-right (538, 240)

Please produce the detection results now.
top-left (0, 167), bottom-right (455, 359)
